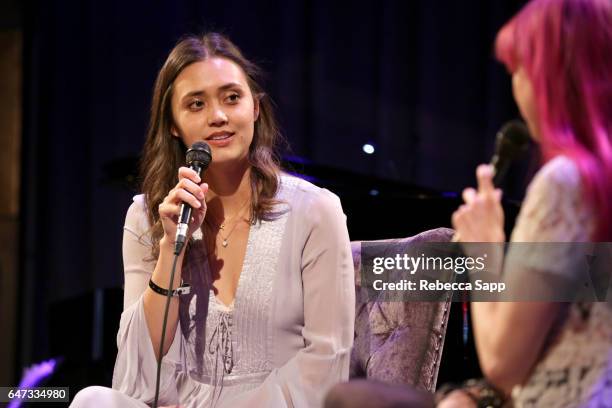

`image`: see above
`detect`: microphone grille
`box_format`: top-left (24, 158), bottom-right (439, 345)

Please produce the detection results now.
top-left (496, 120), bottom-right (530, 159)
top-left (186, 142), bottom-right (212, 168)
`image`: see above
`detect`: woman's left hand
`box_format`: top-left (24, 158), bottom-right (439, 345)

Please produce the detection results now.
top-left (452, 164), bottom-right (505, 243)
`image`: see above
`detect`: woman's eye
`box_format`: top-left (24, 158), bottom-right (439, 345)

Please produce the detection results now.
top-left (226, 93), bottom-right (240, 104)
top-left (189, 100), bottom-right (204, 110)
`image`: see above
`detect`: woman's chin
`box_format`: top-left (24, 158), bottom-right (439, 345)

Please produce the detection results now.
top-left (208, 154), bottom-right (250, 170)
top-left (526, 122), bottom-right (540, 142)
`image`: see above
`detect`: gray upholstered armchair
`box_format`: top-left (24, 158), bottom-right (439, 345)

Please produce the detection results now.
top-left (326, 227), bottom-right (455, 408)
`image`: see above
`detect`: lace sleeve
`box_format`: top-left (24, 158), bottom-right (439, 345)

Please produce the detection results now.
top-left (503, 156), bottom-right (596, 295)
top-left (511, 156), bottom-right (594, 243)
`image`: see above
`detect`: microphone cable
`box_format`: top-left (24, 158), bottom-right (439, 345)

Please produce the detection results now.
top-left (153, 252), bottom-right (180, 408)
top-left (152, 141), bottom-right (211, 408)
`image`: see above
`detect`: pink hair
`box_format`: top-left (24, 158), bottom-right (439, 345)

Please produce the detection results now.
top-left (495, 0), bottom-right (612, 241)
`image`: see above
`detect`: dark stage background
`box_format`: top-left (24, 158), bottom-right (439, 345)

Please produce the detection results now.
top-left (14, 0), bottom-right (533, 395)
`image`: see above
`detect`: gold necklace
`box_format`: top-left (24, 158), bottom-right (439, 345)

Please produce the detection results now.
top-left (206, 200), bottom-right (250, 248)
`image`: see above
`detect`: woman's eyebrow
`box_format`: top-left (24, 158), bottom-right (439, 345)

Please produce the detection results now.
top-left (181, 82), bottom-right (243, 100)
top-left (217, 82), bottom-right (243, 92)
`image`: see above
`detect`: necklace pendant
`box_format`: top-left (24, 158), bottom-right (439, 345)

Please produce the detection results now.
top-left (222, 239), bottom-right (228, 247)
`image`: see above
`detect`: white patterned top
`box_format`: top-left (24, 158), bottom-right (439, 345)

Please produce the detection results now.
top-left (508, 156), bottom-right (612, 407)
top-left (112, 174), bottom-right (355, 407)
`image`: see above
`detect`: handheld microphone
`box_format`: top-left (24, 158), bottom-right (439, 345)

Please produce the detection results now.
top-left (451, 120), bottom-right (530, 244)
top-left (490, 120), bottom-right (531, 187)
top-left (174, 141), bottom-right (212, 255)
top-left (455, 120), bottom-right (530, 342)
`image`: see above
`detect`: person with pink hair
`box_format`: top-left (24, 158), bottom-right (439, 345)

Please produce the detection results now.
top-left (447, 0), bottom-right (612, 406)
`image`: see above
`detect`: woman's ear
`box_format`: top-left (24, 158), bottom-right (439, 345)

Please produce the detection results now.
top-left (170, 125), bottom-right (180, 138)
top-left (253, 93), bottom-right (262, 121)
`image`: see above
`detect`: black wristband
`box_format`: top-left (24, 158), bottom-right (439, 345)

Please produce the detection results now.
top-left (148, 279), bottom-right (191, 297)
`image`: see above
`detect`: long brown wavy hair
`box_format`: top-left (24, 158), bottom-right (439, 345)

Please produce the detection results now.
top-left (140, 33), bottom-right (284, 257)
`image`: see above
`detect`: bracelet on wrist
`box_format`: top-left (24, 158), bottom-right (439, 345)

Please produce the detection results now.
top-left (148, 279), bottom-right (191, 297)
top-left (436, 379), bottom-right (507, 408)
top-left (462, 379), bottom-right (507, 408)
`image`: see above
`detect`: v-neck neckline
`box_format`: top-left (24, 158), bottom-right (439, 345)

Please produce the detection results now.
top-left (205, 220), bottom-right (257, 310)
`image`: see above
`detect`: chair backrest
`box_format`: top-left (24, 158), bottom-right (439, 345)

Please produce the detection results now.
top-left (349, 227), bottom-right (454, 392)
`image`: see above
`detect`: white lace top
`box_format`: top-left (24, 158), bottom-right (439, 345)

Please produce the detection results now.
top-left (507, 156), bottom-right (612, 407)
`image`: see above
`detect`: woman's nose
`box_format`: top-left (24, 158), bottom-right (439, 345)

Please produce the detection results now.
top-left (207, 105), bottom-right (228, 126)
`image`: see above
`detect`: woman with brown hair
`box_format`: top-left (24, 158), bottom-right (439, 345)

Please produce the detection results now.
top-left (71, 32), bottom-right (355, 407)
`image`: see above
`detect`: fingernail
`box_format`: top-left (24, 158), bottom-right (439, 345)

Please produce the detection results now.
top-left (477, 165), bottom-right (490, 177)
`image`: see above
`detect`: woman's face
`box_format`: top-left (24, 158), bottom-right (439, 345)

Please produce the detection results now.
top-left (170, 57), bottom-right (259, 166)
top-left (512, 65), bottom-right (539, 140)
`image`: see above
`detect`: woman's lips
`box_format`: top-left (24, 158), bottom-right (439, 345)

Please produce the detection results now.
top-left (206, 133), bottom-right (234, 147)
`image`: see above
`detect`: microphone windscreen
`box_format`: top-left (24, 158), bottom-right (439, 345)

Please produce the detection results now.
top-left (187, 141), bottom-right (212, 169)
top-left (496, 120), bottom-right (530, 157)
top-left (491, 120), bottom-right (531, 186)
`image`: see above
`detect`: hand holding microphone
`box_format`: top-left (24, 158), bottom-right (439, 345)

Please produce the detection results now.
top-left (452, 120), bottom-right (530, 243)
top-left (452, 164), bottom-right (506, 242)
top-left (152, 142), bottom-right (212, 408)
top-left (158, 142), bottom-right (212, 254)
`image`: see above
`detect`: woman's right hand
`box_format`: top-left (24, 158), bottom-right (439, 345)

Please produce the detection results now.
top-left (158, 166), bottom-right (208, 249)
